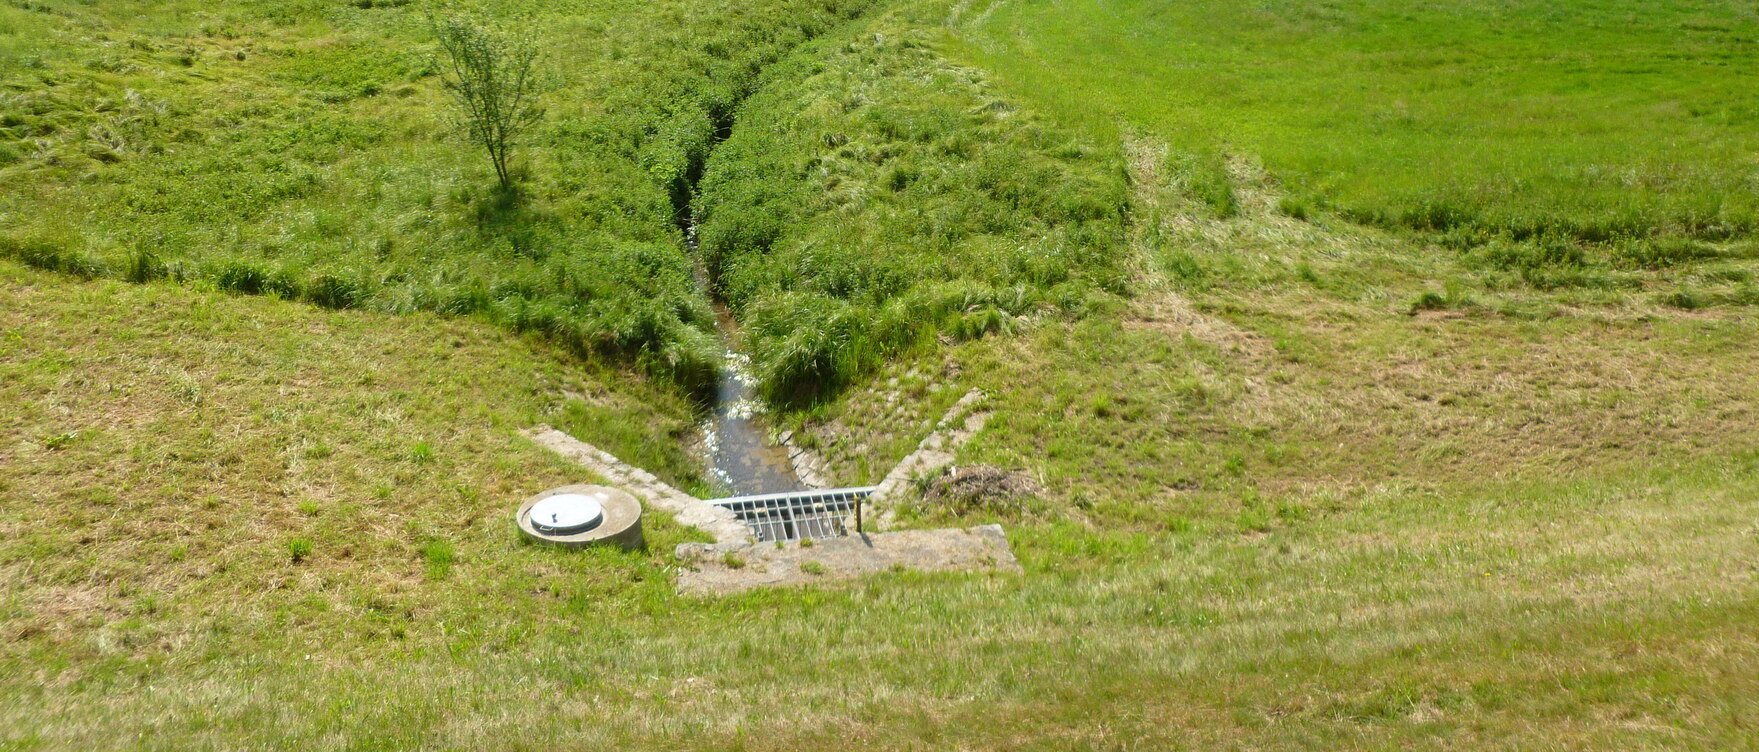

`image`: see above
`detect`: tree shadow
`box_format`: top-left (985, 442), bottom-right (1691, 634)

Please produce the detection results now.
top-left (470, 183), bottom-right (555, 260)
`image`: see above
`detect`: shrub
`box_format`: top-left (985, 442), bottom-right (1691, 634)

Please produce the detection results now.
top-left (428, 9), bottom-right (545, 190)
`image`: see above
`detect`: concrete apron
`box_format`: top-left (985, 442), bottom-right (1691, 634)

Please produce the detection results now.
top-left (522, 389), bottom-right (1014, 593)
top-left (675, 524), bottom-right (1021, 596)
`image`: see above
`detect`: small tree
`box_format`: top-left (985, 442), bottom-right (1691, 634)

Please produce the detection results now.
top-left (429, 9), bottom-right (543, 190)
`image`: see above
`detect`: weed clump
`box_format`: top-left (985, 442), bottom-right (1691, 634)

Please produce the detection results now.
top-left (127, 247), bottom-right (164, 284)
top-left (2, 236), bottom-right (107, 279)
top-left (1408, 290), bottom-right (1448, 313)
top-left (924, 465), bottom-right (1042, 516)
top-left (1406, 280), bottom-right (1473, 315)
top-left (1278, 196), bottom-right (1313, 221)
top-left (1614, 237), bottom-right (1720, 269)
top-left (1169, 150), bottom-right (1237, 219)
top-left (1660, 288), bottom-right (1707, 311)
top-left (419, 540), bottom-right (455, 579)
top-left (287, 537), bottom-right (314, 563)
top-left (304, 272), bottom-right (363, 310)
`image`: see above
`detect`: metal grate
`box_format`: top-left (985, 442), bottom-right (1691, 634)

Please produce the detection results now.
top-left (708, 486), bottom-right (878, 543)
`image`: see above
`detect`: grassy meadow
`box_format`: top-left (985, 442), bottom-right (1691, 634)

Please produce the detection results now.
top-left (6, 0), bottom-right (1759, 747)
top-left (955, 0), bottom-right (1759, 243)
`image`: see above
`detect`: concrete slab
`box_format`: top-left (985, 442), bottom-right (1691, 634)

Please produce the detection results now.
top-left (676, 524), bottom-right (1021, 595)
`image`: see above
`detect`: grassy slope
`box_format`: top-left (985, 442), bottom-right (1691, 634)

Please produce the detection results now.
top-left (955, 0), bottom-right (1759, 242)
top-left (693, 0), bottom-right (1128, 402)
top-left (782, 1), bottom-right (1759, 521)
top-left (0, 258), bottom-right (712, 666)
top-left (4, 264), bottom-right (1756, 747)
top-left (6, 0), bottom-right (1759, 748)
top-left (813, 137), bottom-right (1759, 530)
top-left (0, 0), bottom-right (885, 392)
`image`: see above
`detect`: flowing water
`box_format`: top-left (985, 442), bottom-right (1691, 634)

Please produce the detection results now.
top-left (687, 223), bottom-right (803, 498)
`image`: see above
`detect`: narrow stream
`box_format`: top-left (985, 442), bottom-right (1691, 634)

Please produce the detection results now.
top-left (686, 221), bottom-right (804, 498)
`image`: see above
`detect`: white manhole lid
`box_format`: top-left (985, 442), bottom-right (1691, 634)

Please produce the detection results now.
top-left (529, 493), bottom-right (606, 534)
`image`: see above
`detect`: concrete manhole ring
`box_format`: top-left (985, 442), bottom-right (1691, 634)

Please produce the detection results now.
top-left (516, 484), bottom-right (644, 550)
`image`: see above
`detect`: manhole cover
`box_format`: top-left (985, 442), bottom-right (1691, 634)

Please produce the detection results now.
top-left (529, 492), bottom-right (605, 534)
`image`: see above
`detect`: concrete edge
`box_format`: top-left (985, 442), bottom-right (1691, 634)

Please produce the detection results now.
top-left (520, 426), bottom-right (754, 548)
top-left (869, 388), bottom-right (989, 526)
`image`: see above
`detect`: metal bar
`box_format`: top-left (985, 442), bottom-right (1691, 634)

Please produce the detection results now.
top-left (706, 486), bottom-right (879, 506)
top-left (708, 486), bottom-right (876, 542)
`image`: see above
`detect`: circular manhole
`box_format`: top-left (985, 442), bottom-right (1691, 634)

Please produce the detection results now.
top-left (516, 485), bottom-right (644, 550)
top-left (529, 492), bottom-right (605, 534)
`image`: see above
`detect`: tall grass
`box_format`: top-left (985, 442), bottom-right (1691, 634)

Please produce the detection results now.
top-left (0, 0), bottom-right (885, 395)
top-left (694, 3), bottom-right (1130, 404)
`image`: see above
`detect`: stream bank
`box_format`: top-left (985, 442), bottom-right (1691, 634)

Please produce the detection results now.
top-left (685, 220), bottom-right (804, 498)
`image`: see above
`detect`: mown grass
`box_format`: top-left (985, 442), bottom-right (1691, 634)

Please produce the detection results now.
top-left (799, 123), bottom-right (1759, 533)
top-left (955, 0), bottom-right (1759, 245)
top-left (0, 259), bottom-right (711, 666)
top-left (693, 0), bottom-right (1129, 403)
top-left (0, 0), bottom-right (888, 394)
top-left (5, 263), bottom-right (1757, 749)
top-left (7, 0), bottom-right (1759, 746)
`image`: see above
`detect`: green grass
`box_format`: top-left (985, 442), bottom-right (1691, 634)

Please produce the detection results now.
top-left (694, 0), bottom-right (1129, 403)
top-left (955, 0), bottom-right (1759, 243)
top-left (4, 271), bottom-right (1757, 748)
top-left (0, 0), bottom-right (891, 394)
top-left (0, 259), bottom-right (712, 655)
top-left (8, 0), bottom-right (1759, 747)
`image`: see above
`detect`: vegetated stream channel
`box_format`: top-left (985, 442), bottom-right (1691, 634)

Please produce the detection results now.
top-left (685, 219), bottom-right (804, 498)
